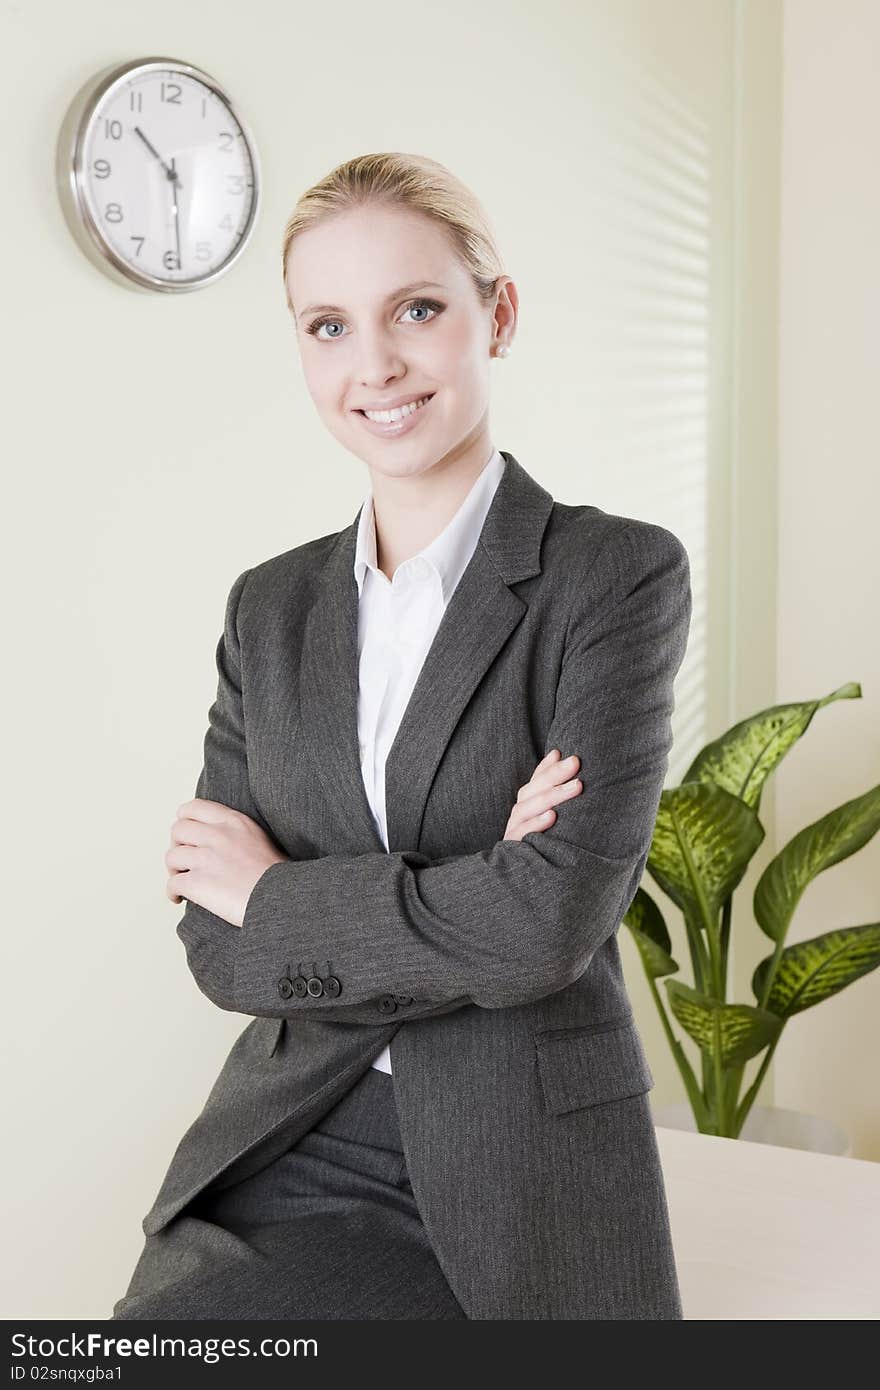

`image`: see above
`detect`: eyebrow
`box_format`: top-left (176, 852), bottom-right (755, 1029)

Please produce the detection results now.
top-left (295, 281), bottom-right (448, 320)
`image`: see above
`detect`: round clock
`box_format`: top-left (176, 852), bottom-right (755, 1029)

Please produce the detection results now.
top-left (56, 56), bottom-right (261, 293)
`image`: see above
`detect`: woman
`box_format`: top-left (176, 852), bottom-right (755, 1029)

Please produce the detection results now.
top-left (112, 152), bottom-right (691, 1321)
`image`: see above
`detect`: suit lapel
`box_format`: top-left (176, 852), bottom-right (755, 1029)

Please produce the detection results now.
top-left (298, 451), bottom-right (555, 854)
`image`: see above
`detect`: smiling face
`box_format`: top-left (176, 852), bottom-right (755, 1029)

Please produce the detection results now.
top-left (285, 201), bottom-right (514, 484)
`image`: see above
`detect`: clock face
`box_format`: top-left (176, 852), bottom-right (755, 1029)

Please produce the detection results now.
top-left (68, 60), bottom-right (259, 290)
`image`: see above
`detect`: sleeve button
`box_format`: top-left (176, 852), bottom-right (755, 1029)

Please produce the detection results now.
top-left (292, 975), bottom-right (309, 997)
top-left (377, 995), bottom-right (398, 1014)
top-left (392, 994), bottom-right (413, 1005)
top-left (306, 976), bottom-right (325, 997)
top-left (324, 976), bottom-right (342, 997)
top-left (277, 977), bottom-right (294, 1000)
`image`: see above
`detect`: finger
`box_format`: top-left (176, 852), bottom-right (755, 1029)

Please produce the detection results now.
top-left (526, 753), bottom-right (581, 790)
top-left (517, 762), bottom-right (558, 801)
top-left (166, 873), bottom-right (189, 903)
top-left (508, 785), bottom-right (567, 832)
top-left (535, 753), bottom-right (580, 785)
top-left (168, 869), bottom-right (197, 902)
top-left (517, 751), bottom-right (561, 795)
top-left (517, 755), bottom-right (581, 802)
top-left (170, 816), bottom-right (220, 848)
top-left (534, 749), bottom-right (562, 773)
top-left (506, 806), bottom-right (557, 840)
top-left (517, 777), bottom-right (583, 819)
top-left (165, 844), bottom-right (203, 873)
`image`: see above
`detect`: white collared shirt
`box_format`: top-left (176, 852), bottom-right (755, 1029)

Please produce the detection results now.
top-left (353, 448), bottom-right (507, 1073)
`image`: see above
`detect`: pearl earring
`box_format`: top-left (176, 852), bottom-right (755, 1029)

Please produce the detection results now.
top-left (496, 343), bottom-right (511, 358)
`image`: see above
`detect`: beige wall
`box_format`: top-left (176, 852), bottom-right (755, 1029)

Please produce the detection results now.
top-left (775, 0), bottom-right (880, 1159)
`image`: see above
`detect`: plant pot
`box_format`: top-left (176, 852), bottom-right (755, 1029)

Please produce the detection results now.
top-left (652, 1101), bottom-right (851, 1156)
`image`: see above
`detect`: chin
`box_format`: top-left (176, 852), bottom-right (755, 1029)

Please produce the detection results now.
top-left (367, 453), bottom-right (440, 481)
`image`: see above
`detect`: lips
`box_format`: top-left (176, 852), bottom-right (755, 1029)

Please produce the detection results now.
top-left (354, 392), bottom-right (435, 416)
top-left (354, 391), bottom-right (436, 437)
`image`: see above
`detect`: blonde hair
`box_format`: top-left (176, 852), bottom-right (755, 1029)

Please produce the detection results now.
top-left (281, 151), bottom-right (505, 319)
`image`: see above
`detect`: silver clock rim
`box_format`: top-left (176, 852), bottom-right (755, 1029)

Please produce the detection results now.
top-left (55, 55), bottom-right (262, 294)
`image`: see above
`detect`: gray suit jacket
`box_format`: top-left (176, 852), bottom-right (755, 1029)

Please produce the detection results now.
top-left (141, 451), bottom-right (692, 1319)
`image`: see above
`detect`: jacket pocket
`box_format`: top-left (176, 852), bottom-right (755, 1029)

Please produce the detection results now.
top-left (534, 1015), bottom-right (655, 1116)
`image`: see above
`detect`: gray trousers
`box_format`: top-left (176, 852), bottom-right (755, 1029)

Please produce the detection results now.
top-left (111, 1067), bottom-right (468, 1320)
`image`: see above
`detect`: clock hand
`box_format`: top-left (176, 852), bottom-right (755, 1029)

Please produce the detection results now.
top-left (133, 126), bottom-right (183, 190)
top-left (171, 156), bottom-right (182, 271)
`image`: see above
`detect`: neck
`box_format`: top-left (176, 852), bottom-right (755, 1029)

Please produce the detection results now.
top-left (368, 427), bottom-right (495, 581)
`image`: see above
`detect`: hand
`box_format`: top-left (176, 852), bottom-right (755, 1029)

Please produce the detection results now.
top-left (166, 798), bottom-right (288, 928)
top-left (504, 749), bottom-right (583, 841)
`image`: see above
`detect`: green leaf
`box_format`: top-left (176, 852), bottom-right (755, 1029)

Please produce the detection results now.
top-left (623, 886), bottom-right (672, 954)
top-left (665, 980), bottom-right (783, 1064)
top-left (623, 888), bottom-right (678, 978)
top-left (754, 784), bottom-right (880, 942)
top-left (648, 783), bottom-right (764, 926)
top-left (681, 683), bottom-right (860, 810)
top-left (753, 923), bottom-right (880, 1017)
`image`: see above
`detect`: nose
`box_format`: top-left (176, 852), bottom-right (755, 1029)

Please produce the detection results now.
top-left (352, 328), bottom-right (408, 391)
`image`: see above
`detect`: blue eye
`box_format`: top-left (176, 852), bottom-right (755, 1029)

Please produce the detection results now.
top-left (305, 297), bottom-right (444, 340)
top-left (403, 300), bottom-right (438, 323)
top-left (310, 320), bottom-right (345, 340)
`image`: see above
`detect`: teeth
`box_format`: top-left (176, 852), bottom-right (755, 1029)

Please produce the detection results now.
top-left (364, 395), bottom-right (431, 423)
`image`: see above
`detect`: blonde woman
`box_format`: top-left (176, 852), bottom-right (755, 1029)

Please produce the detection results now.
top-left (112, 153), bottom-right (691, 1321)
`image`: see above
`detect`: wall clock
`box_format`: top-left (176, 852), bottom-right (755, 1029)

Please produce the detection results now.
top-left (56, 56), bottom-right (261, 293)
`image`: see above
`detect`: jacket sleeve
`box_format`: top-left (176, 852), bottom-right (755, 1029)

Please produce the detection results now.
top-left (235, 519), bottom-right (692, 1016)
top-left (174, 567), bottom-right (258, 1013)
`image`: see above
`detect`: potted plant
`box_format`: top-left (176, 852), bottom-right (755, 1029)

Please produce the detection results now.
top-left (624, 681), bottom-right (880, 1151)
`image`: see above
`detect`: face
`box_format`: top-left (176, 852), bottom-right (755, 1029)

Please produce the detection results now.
top-left (285, 202), bottom-right (516, 483)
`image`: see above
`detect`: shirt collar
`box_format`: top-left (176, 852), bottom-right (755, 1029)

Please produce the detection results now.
top-left (353, 448), bottom-right (506, 603)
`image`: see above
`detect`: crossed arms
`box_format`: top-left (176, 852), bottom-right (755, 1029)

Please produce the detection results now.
top-left (175, 520), bottom-right (692, 1024)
